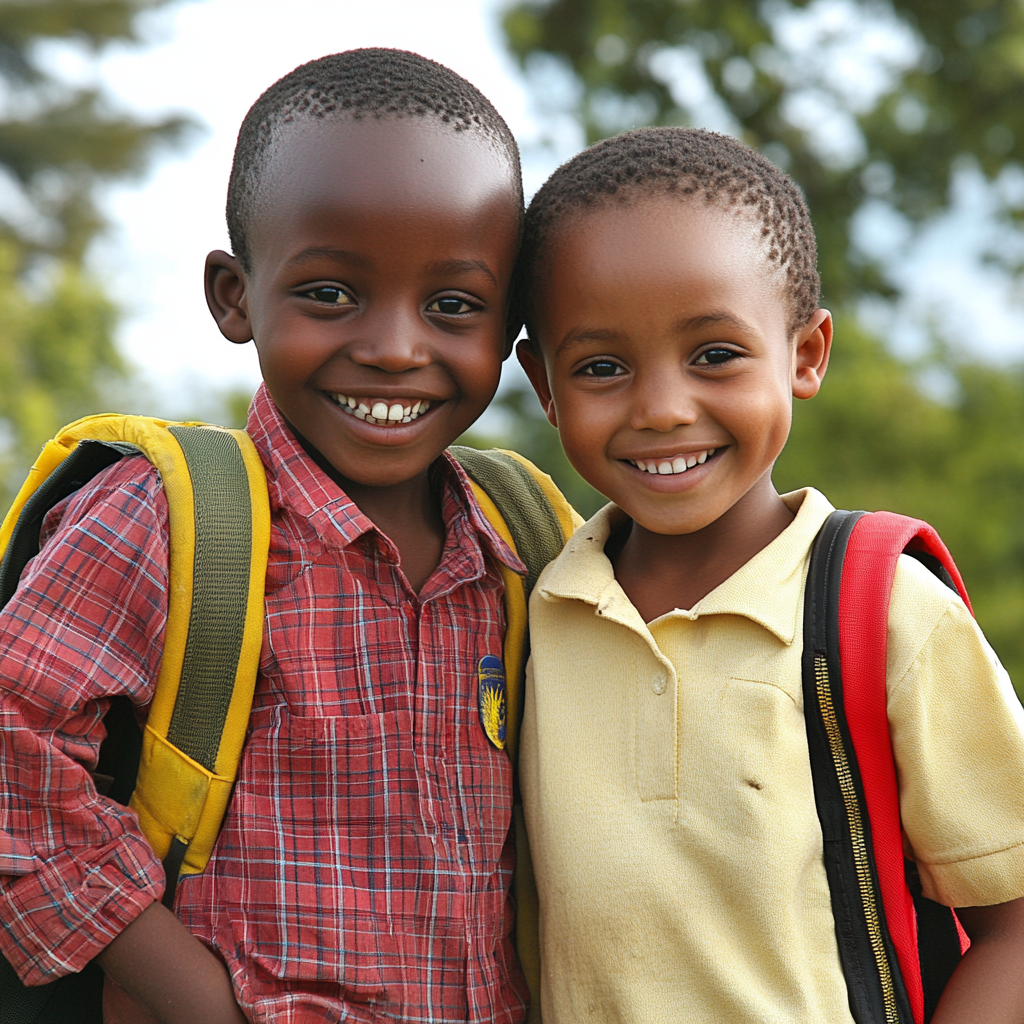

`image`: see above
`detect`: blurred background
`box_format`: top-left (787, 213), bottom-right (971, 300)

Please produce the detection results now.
top-left (0, 0), bottom-right (1021, 689)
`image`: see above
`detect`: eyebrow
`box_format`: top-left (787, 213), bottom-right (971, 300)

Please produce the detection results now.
top-left (678, 311), bottom-right (755, 333)
top-left (426, 258), bottom-right (498, 285)
top-left (286, 246), bottom-right (371, 269)
top-left (555, 310), bottom-right (756, 356)
top-left (555, 327), bottom-right (620, 357)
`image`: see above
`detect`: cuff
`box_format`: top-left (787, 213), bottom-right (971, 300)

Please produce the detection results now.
top-left (0, 832), bottom-right (163, 984)
top-left (917, 839), bottom-right (1024, 908)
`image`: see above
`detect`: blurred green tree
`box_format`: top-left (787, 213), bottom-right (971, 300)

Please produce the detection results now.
top-left (0, 0), bottom-right (192, 501)
top-left (501, 0), bottom-right (1024, 306)
top-left (484, 0), bottom-right (1024, 687)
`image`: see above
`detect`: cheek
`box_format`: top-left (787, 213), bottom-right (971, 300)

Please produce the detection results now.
top-left (551, 389), bottom-right (616, 460)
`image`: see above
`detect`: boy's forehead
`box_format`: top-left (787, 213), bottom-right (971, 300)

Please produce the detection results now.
top-left (257, 116), bottom-right (518, 222)
top-left (537, 196), bottom-right (794, 342)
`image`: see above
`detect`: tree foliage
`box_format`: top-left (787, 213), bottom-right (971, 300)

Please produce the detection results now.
top-left (503, 0), bottom-right (1024, 306)
top-left (0, 0), bottom-right (192, 503)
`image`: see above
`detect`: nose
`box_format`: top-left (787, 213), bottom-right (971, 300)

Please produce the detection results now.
top-left (347, 305), bottom-right (432, 374)
top-left (630, 366), bottom-right (699, 433)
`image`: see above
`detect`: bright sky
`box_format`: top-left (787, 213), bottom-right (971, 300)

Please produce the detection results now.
top-left (36, 0), bottom-right (1024, 417)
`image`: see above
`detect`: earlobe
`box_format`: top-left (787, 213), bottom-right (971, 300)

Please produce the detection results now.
top-left (792, 308), bottom-right (833, 400)
top-left (516, 339), bottom-right (558, 428)
top-left (205, 250), bottom-right (254, 344)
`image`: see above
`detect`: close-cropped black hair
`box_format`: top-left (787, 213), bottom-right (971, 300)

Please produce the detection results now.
top-left (517, 127), bottom-right (819, 336)
top-left (227, 48), bottom-right (523, 271)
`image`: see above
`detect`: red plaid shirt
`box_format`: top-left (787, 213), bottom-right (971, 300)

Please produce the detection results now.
top-left (0, 385), bottom-right (530, 1023)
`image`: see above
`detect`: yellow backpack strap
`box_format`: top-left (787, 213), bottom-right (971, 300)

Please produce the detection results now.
top-left (448, 445), bottom-right (579, 1019)
top-left (0, 414), bottom-right (270, 906)
top-left (448, 446), bottom-right (577, 764)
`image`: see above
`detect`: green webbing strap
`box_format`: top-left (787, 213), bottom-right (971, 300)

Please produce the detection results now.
top-left (164, 427), bottom-right (253, 771)
top-left (449, 446), bottom-right (565, 599)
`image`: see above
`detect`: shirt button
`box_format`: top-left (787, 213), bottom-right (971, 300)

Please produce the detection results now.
top-left (653, 674), bottom-right (667, 695)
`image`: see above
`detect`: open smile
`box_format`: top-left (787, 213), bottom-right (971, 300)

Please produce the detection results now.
top-left (328, 392), bottom-right (438, 427)
top-left (625, 448), bottom-right (721, 476)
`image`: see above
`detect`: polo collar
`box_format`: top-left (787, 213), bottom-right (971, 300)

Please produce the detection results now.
top-left (537, 488), bottom-right (835, 645)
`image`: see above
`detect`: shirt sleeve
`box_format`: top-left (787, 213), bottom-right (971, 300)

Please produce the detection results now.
top-left (0, 456), bottom-right (170, 983)
top-left (887, 554), bottom-right (1024, 908)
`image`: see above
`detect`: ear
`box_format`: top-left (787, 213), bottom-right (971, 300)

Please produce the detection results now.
top-left (792, 309), bottom-right (832, 400)
top-left (205, 250), bottom-right (253, 344)
top-left (517, 339), bottom-right (558, 428)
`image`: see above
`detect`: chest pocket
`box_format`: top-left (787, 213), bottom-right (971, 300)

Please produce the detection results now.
top-left (680, 677), bottom-right (819, 846)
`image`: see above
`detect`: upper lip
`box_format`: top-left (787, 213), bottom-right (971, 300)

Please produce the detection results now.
top-left (323, 388), bottom-right (446, 402)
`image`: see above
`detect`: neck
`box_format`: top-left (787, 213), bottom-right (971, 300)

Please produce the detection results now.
top-left (292, 427), bottom-right (446, 593)
top-left (611, 474), bottom-right (794, 622)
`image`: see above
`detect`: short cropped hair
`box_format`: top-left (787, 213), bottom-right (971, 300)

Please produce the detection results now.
top-left (227, 48), bottom-right (523, 271)
top-left (517, 127), bottom-right (819, 335)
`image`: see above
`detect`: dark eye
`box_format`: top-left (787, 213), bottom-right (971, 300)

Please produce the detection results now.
top-left (428, 297), bottom-right (474, 314)
top-left (582, 360), bottom-right (623, 378)
top-left (695, 348), bottom-right (737, 365)
top-left (306, 286), bottom-right (353, 305)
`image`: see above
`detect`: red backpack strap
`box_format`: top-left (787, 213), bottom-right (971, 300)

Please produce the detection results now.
top-left (803, 510), bottom-right (914, 1024)
top-left (838, 512), bottom-right (971, 1022)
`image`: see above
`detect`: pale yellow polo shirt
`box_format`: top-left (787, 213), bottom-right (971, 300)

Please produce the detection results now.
top-left (520, 488), bottom-right (1024, 1024)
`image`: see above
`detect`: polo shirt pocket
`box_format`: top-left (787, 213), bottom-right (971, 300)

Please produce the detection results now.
top-left (682, 677), bottom-right (813, 844)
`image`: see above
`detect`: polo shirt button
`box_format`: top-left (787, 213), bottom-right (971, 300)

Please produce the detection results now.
top-left (653, 674), bottom-right (667, 695)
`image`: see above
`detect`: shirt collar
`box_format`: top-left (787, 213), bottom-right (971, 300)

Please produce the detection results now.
top-left (245, 384), bottom-right (523, 574)
top-left (537, 487), bottom-right (835, 645)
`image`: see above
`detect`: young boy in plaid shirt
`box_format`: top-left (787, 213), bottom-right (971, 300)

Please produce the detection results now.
top-left (0, 50), bottom-right (537, 1024)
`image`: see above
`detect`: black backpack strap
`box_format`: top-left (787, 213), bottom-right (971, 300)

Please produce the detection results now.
top-left (0, 440), bottom-right (137, 610)
top-left (803, 510), bottom-right (914, 1024)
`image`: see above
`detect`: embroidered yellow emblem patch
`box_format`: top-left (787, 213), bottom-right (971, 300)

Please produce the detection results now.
top-left (477, 654), bottom-right (507, 750)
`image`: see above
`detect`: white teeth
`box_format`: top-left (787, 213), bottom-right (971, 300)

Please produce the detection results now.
top-left (333, 392), bottom-right (433, 427)
top-left (631, 448), bottom-right (718, 476)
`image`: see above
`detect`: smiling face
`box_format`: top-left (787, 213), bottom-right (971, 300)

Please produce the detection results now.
top-left (207, 116), bottom-right (520, 489)
top-left (520, 195), bottom-right (831, 538)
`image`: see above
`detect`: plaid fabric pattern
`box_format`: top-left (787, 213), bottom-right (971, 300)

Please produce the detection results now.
top-left (0, 385), bottom-right (529, 1024)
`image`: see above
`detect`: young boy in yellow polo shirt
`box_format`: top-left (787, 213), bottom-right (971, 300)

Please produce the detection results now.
top-left (515, 126), bottom-right (1024, 1024)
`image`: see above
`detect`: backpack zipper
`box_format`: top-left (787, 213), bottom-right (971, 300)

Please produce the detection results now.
top-left (815, 652), bottom-right (900, 1024)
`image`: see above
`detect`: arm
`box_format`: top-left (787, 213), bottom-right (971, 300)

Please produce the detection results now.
top-left (930, 897), bottom-right (1024, 1023)
top-left (98, 902), bottom-right (247, 1024)
top-left (0, 460), bottom-right (170, 981)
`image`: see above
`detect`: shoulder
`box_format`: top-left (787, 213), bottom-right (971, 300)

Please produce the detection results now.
top-left (42, 453), bottom-right (166, 536)
top-left (34, 453), bottom-right (169, 580)
top-left (886, 553), bottom-right (975, 694)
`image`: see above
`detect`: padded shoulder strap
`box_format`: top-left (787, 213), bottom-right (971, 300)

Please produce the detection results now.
top-left (448, 445), bottom-right (578, 764)
top-left (448, 445), bottom-right (578, 1015)
top-left (0, 414), bottom-right (270, 905)
top-left (804, 510), bottom-right (971, 1024)
top-left (835, 512), bottom-right (970, 1022)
